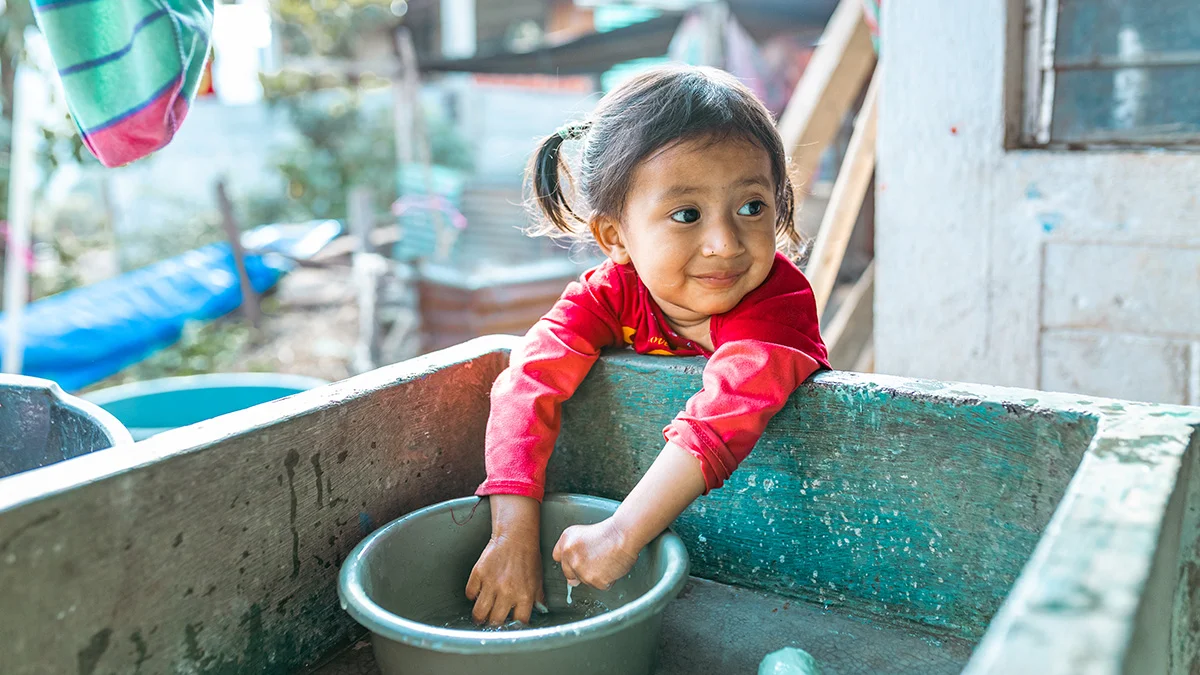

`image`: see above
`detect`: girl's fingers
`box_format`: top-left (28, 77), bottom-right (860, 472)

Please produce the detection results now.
top-left (551, 530), bottom-right (567, 562)
top-left (513, 597), bottom-right (534, 625)
top-left (561, 559), bottom-right (580, 585)
top-left (488, 596), bottom-right (514, 626)
top-left (471, 590), bottom-right (496, 625)
top-left (465, 567), bottom-right (482, 601)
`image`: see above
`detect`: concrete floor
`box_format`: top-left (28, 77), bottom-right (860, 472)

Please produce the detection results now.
top-left (311, 577), bottom-right (974, 675)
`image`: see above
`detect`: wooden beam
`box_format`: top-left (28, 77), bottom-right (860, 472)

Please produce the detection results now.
top-left (822, 261), bottom-right (874, 370)
top-left (2, 67), bottom-right (41, 374)
top-left (215, 179), bottom-right (262, 330)
top-left (350, 187), bottom-right (384, 373)
top-left (777, 0), bottom-right (875, 208)
top-left (852, 338), bottom-right (875, 373)
top-left (805, 70), bottom-right (879, 316)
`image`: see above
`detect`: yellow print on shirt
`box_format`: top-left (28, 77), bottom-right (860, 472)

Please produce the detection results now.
top-left (623, 326), bottom-right (676, 356)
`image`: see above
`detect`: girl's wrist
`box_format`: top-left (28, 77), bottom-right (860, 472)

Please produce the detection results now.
top-left (489, 494), bottom-right (541, 539)
top-left (608, 511), bottom-right (652, 558)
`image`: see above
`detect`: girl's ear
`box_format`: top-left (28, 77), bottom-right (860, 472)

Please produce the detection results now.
top-left (590, 215), bottom-right (631, 265)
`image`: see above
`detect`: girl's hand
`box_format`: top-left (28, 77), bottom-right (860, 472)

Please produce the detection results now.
top-left (466, 495), bottom-right (546, 625)
top-left (553, 442), bottom-right (707, 592)
top-left (552, 518), bottom-right (640, 590)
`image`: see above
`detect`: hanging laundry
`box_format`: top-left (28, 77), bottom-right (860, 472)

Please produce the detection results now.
top-left (32, 0), bottom-right (215, 167)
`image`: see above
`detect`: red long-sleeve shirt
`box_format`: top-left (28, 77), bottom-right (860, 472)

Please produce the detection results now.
top-left (476, 252), bottom-right (829, 501)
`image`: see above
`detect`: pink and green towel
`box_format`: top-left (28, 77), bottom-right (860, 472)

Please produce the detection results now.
top-left (861, 0), bottom-right (880, 52)
top-left (32, 0), bottom-right (214, 167)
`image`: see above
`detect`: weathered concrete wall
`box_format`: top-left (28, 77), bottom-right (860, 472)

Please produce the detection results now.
top-left (2, 339), bottom-right (1197, 674)
top-left (0, 340), bottom-right (504, 675)
top-left (876, 1), bottom-right (1200, 405)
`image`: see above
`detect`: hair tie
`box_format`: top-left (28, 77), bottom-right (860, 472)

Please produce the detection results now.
top-left (556, 122), bottom-right (587, 141)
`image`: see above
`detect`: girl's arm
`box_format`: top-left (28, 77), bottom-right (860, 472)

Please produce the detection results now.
top-left (469, 267), bottom-right (625, 624)
top-left (466, 494), bottom-right (543, 625)
top-left (553, 442), bottom-right (704, 590)
top-left (554, 340), bottom-right (820, 588)
top-left (476, 271), bottom-right (625, 501)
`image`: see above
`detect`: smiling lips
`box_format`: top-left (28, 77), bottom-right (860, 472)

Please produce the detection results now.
top-left (692, 269), bottom-right (747, 288)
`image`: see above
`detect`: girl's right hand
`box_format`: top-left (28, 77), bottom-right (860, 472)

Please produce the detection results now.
top-left (465, 495), bottom-right (545, 626)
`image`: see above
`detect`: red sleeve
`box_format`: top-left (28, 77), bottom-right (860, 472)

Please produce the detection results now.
top-left (664, 254), bottom-right (827, 492)
top-left (664, 343), bottom-right (819, 491)
top-left (475, 264), bottom-right (625, 502)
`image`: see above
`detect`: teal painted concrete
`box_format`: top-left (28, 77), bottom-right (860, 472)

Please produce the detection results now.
top-left (548, 353), bottom-right (1097, 638)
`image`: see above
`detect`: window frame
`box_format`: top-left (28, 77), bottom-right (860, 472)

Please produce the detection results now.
top-left (1012, 0), bottom-right (1200, 151)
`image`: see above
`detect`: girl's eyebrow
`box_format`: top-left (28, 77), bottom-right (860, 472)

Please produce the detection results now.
top-left (656, 175), bottom-right (772, 201)
top-left (734, 175), bottom-right (772, 190)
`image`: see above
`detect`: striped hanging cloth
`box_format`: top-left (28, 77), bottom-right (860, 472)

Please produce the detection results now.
top-left (861, 0), bottom-right (881, 53)
top-left (32, 0), bottom-right (214, 167)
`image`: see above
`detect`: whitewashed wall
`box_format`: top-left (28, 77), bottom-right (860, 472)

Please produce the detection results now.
top-left (876, 1), bottom-right (1200, 405)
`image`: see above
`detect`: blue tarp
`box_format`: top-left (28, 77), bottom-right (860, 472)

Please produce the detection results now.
top-left (0, 220), bottom-right (341, 391)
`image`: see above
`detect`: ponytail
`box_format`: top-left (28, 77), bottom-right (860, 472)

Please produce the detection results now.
top-left (525, 121), bottom-right (591, 239)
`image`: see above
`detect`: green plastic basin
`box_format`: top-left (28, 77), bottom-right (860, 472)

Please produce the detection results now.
top-left (338, 494), bottom-right (690, 675)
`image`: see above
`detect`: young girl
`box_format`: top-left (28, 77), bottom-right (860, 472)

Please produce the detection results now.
top-left (464, 65), bottom-right (829, 626)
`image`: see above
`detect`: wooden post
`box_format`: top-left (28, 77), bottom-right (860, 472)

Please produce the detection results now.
top-left (215, 179), bottom-right (261, 330)
top-left (822, 261), bottom-right (875, 370)
top-left (777, 0), bottom-right (875, 213)
top-left (805, 70), bottom-right (879, 317)
top-left (392, 27), bottom-right (417, 169)
top-left (350, 187), bottom-right (384, 373)
top-left (2, 66), bottom-right (39, 374)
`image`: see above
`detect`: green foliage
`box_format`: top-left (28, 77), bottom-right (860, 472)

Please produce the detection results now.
top-left (121, 206), bottom-right (226, 271)
top-left (39, 109), bottom-right (91, 175)
top-left (274, 90), bottom-right (399, 219)
top-left (246, 85), bottom-right (474, 226)
top-left (0, 3), bottom-right (96, 303)
top-left (83, 317), bottom-right (275, 392)
top-left (0, 15), bottom-right (92, 220)
top-left (272, 0), bottom-right (397, 58)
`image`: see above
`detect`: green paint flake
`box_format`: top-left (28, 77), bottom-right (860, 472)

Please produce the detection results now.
top-left (184, 622), bottom-right (211, 669)
top-left (130, 631), bottom-right (149, 673)
top-left (76, 628), bottom-right (112, 675)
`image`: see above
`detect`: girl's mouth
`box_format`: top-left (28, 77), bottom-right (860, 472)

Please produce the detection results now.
top-left (692, 270), bottom-right (746, 288)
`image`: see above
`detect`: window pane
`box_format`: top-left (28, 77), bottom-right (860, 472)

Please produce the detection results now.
top-left (1048, 0), bottom-right (1200, 144)
top-left (1056, 0), bottom-right (1200, 62)
top-left (1052, 66), bottom-right (1200, 143)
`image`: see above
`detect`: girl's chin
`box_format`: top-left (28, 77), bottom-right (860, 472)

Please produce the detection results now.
top-left (679, 297), bottom-right (743, 318)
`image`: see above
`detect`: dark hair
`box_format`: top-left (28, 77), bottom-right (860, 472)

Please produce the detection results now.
top-left (527, 65), bottom-right (798, 254)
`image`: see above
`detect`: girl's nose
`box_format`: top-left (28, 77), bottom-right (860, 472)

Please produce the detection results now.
top-left (702, 217), bottom-right (744, 258)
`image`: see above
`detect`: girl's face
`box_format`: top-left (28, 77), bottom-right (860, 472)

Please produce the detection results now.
top-left (592, 136), bottom-right (779, 330)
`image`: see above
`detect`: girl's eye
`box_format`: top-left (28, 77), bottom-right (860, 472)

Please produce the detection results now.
top-left (738, 200), bottom-right (766, 217)
top-left (670, 208), bottom-right (701, 224)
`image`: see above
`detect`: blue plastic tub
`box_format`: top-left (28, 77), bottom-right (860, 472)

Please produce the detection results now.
top-left (83, 373), bottom-right (328, 441)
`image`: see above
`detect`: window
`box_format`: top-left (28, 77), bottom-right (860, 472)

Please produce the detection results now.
top-left (1019, 0), bottom-right (1200, 149)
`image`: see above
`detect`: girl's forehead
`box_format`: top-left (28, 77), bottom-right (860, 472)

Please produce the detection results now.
top-left (633, 137), bottom-right (774, 190)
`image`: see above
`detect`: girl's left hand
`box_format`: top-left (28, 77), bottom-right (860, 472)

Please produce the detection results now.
top-left (551, 517), bottom-right (640, 590)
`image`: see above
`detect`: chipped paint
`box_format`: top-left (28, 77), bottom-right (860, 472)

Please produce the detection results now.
top-left (551, 354), bottom-right (1103, 638)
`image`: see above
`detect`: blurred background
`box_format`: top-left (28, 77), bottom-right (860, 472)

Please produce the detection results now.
top-left (0, 0), bottom-right (1195, 437)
